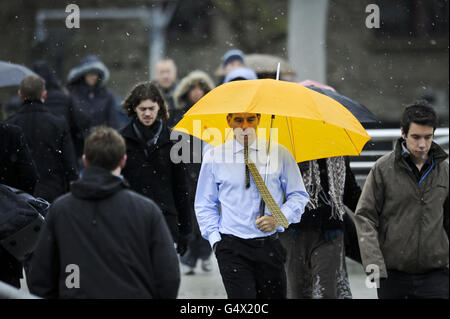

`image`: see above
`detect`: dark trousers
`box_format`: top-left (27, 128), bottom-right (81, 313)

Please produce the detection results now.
top-left (378, 268), bottom-right (449, 299)
top-left (215, 234), bottom-right (287, 299)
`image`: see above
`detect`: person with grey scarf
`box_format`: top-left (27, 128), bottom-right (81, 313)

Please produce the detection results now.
top-left (280, 156), bottom-right (362, 298)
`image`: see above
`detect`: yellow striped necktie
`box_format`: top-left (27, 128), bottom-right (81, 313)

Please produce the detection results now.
top-left (244, 143), bottom-right (289, 228)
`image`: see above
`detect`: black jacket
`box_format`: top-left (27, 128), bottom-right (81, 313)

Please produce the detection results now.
top-left (32, 60), bottom-right (91, 158)
top-left (68, 81), bottom-right (119, 130)
top-left (120, 119), bottom-right (192, 243)
top-left (66, 55), bottom-right (120, 130)
top-left (43, 89), bottom-right (91, 159)
top-left (0, 123), bottom-right (38, 288)
top-left (28, 167), bottom-right (180, 299)
top-left (6, 100), bottom-right (79, 202)
top-left (298, 158), bottom-right (361, 231)
top-left (0, 123), bottom-right (38, 194)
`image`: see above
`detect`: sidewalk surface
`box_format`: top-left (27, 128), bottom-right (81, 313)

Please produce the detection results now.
top-left (19, 256), bottom-right (377, 299)
top-left (177, 256), bottom-right (378, 299)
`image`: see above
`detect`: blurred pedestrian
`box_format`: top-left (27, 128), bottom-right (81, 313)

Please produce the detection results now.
top-left (32, 60), bottom-right (91, 160)
top-left (223, 67), bottom-right (258, 83)
top-left (195, 112), bottom-right (309, 298)
top-left (6, 75), bottom-right (78, 203)
top-left (0, 122), bottom-right (38, 288)
top-left (2, 96), bottom-right (22, 120)
top-left (154, 58), bottom-right (178, 112)
top-left (280, 156), bottom-right (361, 299)
top-left (170, 70), bottom-right (215, 127)
top-left (221, 49), bottom-right (245, 77)
top-left (28, 126), bottom-right (180, 298)
top-left (355, 100), bottom-right (449, 299)
top-left (120, 82), bottom-right (192, 257)
top-left (67, 55), bottom-right (120, 130)
top-left (0, 123), bottom-right (38, 195)
top-left (172, 70), bottom-right (215, 274)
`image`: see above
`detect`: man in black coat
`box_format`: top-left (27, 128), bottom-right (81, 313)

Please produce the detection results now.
top-left (0, 123), bottom-right (38, 195)
top-left (28, 127), bottom-right (180, 299)
top-left (6, 75), bottom-right (79, 202)
top-left (32, 60), bottom-right (91, 160)
top-left (0, 122), bottom-right (38, 288)
top-left (120, 82), bottom-right (192, 256)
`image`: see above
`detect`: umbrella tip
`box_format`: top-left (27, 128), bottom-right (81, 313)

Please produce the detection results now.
top-left (276, 63), bottom-right (281, 80)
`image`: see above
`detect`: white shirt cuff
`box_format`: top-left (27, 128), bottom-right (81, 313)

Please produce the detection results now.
top-left (208, 231), bottom-right (222, 249)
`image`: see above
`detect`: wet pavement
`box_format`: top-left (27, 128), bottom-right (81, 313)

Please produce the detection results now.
top-left (19, 255), bottom-right (377, 299)
top-left (177, 256), bottom-right (378, 299)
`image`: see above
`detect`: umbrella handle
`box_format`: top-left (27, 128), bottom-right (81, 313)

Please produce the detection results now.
top-left (259, 200), bottom-right (266, 217)
top-left (260, 114), bottom-right (275, 217)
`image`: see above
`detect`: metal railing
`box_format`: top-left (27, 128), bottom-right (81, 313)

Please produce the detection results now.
top-left (350, 127), bottom-right (449, 186)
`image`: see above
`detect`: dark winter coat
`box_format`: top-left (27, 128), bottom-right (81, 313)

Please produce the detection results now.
top-left (0, 123), bottom-right (38, 195)
top-left (6, 100), bottom-right (79, 202)
top-left (170, 71), bottom-right (215, 255)
top-left (43, 89), bottom-right (91, 158)
top-left (289, 158), bottom-right (362, 263)
top-left (120, 119), bottom-right (192, 243)
top-left (355, 139), bottom-right (449, 278)
top-left (67, 55), bottom-right (120, 129)
top-left (0, 123), bottom-right (38, 288)
top-left (158, 83), bottom-right (177, 115)
top-left (32, 60), bottom-right (91, 158)
top-left (297, 158), bottom-right (361, 231)
top-left (28, 167), bottom-right (180, 298)
top-left (170, 70), bottom-right (215, 186)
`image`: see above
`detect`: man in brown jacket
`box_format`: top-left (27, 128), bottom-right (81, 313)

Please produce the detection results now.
top-left (355, 101), bottom-right (448, 299)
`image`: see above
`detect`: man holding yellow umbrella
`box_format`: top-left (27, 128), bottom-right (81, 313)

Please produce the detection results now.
top-left (194, 111), bottom-right (309, 299)
top-left (174, 78), bottom-right (370, 299)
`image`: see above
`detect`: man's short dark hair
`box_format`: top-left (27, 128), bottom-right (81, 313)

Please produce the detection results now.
top-left (400, 100), bottom-right (438, 136)
top-left (84, 126), bottom-right (126, 171)
top-left (19, 75), bottom-right (46, 101)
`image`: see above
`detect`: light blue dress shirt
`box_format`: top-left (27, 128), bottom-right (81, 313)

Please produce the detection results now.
top-left (195, 138), bottom-right (310, 248)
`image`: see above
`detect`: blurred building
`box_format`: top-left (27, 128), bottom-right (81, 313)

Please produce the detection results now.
top-left (0, 0), bottom-right (447, 125)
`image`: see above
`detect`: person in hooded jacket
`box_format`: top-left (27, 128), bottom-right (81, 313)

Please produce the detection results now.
top-left (168, 70), bottom-right (215, 128)
top-left (67, 55), bottom-right (120, 130)
top-left (6, 75), bottom-right (78, 203)
top-left (171, 70), bottom-right (215, 274)
top-left (28, 126), bottom-right (179, 298)
top-left (32, 60), bottom-right (91, 160)
top-left (120, 82), bottom-right (192, 256)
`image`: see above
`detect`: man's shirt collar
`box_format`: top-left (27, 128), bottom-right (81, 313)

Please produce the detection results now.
top-left (230, 138), bottom-right (265, 154)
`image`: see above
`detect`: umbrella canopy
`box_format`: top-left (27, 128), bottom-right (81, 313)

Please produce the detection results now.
top-left (0, 61), bottom-right (38, 88)
top-left (299, 83), bottom-right (378, 124)
top-left (173, 79), bottom-right (371, 163)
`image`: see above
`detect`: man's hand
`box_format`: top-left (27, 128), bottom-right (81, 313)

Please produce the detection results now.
top-left (256, 216), bottom-right (279, 233)
top-left (177, 236), bottom-right (188, 256)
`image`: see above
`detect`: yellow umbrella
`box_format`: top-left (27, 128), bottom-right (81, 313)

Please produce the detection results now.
top-left (173, 79), bottom-right (370, 162)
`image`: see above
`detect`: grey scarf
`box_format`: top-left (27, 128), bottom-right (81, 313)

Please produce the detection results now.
top-left (302, 156), bottom-right (346, 220)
